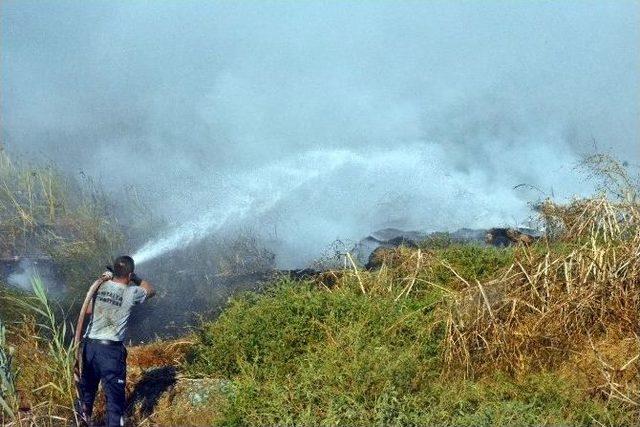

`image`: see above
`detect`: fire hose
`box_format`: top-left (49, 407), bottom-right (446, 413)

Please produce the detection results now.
top-left (72, 270), bottom-right (113, 421)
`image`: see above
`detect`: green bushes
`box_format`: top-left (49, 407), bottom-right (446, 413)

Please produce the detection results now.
top-left (405, 373), bottom-right (631, 426)
top-left (424, 244), bottom-right (515, 288)
top-left (186, 278), bottom-right (443, 425)
top-left (187, 279), bottom-right (441, 379)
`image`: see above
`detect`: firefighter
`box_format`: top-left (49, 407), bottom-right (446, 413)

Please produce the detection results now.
top-left (78, 255), bottom-right (155, 426)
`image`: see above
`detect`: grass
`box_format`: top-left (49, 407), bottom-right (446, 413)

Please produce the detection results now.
top-left (181, 278), bottom-right (441, 425)
top-left (0, 146), bottom-right (160, 304)
top-left (186, 278), bottom-right (442, 378)
top-left (2, 276), bottom-right (77, 425)
top-left (176, 273), bottom-right (635, 425)
top-left (444, 197), bottom-right (640, 380)
top-left (0, 148), bottom-right (119, 298)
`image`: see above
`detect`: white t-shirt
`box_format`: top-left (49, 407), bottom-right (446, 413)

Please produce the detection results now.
top-left (85, 280), bottom-right (147, 342)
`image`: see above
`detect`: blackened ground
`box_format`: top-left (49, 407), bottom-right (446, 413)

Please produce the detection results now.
top-left (126, 269), bottom-right (282, 344)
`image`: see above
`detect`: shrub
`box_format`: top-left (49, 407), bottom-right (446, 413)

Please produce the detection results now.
top-left (183, 195), bottom-right (638, 424)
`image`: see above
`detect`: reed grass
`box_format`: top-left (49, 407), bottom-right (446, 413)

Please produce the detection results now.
top-left (3, 276), bottom-right (77, 425)
top-left (442, 197), bottom-right (639, 396)
top-left (0, 147), bottom-right (127, 304)
top-left (0, 319), bottom-right (18, 422)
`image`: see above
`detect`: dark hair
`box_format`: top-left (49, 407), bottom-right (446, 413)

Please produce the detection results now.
top-left (113, 255), bottom-right (135, 278)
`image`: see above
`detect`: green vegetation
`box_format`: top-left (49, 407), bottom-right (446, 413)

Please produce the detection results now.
top-left (177, 192), bottom-right (639, 425)
top-left (187, 279), bottom-right (442, 424)
top-left (1, 276), bottom-right (78, 424)
top-left (420, 243), bottom-right (515, 287)
top-left (180, 240), bottom-right (637, 424)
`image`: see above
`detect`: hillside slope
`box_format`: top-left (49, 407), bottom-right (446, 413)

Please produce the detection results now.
top-left (114, 197), bottom-right (637, 425)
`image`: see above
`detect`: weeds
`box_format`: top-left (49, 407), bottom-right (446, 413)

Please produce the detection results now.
top-left (0, 319), bottom-right (18, 422)
top-left (184, 278), bottom-right (443, 425)
top-left (0, 147), bottom-right (124, 300)
top-left (4, 275), bottom-right (77, 424)
top-left (443, 198), bottom-right (639, 389)
top-left (580, 153), bottom-right (639, 204)
top-left (181, 167), bottom-right (638, 424)
top-left (2, 149), bottom-right (638, 424)
top-left (182, 259), bottom-right (635, 425)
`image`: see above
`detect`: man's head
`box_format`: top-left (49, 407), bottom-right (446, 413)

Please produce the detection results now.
top-left (113, 255), bottom-right (135, 279)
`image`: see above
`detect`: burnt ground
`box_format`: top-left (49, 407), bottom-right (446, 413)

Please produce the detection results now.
top-left (126, 269), bottom-right (284, 343)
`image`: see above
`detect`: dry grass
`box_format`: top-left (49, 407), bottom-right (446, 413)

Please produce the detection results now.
top-left (441, 197), bottom-right (639, 408)
top-left (1, 271), bottom-right (194, 425)
top-left (0, 147), bottom-right (125, 301)
top-left (5, 317), bottom-right (75, 426)
top-left (136, 377), bottom-right (224, 426)
top-left (3, 276), bottom-right (79, 425)
top-left (85, 339), bottom-right (193, 425)
top-left (6, 194), bottom-right (638, 424)
top-left (0, 319), bottom-right (19, 422)
top-left (3, 149), bottom-right (638, 423)
top-left (127, 339), bottom-right (193, 369)
top-left (0, 147), bottom-right (63, 256)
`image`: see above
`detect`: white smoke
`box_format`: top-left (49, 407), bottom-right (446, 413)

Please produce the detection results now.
top-left (2, 2), bottom-right (638, 267)
top-left (7, 259), bottom-right (59, 293)
top-left (133, 138), bottom-right (589, 267)
top-left (7, 260), bottom-right (36, 291)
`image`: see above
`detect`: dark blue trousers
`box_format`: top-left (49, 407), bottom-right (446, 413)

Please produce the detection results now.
top-left (79, 340), bottom-right (127, 427)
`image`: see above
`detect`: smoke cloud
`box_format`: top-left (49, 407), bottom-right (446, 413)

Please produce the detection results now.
top-left (2, 1), bottom-right (639, 267)
top-left (7, 259), bottom-right (60, 294)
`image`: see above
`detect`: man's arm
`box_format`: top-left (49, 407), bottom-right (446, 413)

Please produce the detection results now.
top-left (130, 273), bottom-right (156, 299)
top-left (140, 280), bottom-right (156, 299)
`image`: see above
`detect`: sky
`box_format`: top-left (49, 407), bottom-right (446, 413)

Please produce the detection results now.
top-left (2, 1), bottom-right (639, 266)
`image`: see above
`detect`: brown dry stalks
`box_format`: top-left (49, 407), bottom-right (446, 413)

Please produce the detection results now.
top-left (443, 197), bottom-right (640, 406)
top-left (80, 339), bottom-right (192, 425)
top-left (6, 317), bottom-right (74, 425)
top-left (313, 247), bottom-right (430, 297)
top-left (127, 339), bottom-right (192, 369)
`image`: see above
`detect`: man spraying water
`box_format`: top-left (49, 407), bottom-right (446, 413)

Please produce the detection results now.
top-left (75, 256), bottom-right (155, 426)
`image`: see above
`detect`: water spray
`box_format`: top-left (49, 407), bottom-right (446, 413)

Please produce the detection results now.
top-left (131, 149), bottom-right (364, 265)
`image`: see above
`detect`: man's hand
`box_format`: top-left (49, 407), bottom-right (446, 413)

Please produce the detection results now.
top-left (129, 273), bottom-right (155, 298)
top-left (140, 280), bottom-right (156, 299)
top-left (130, 273), bottom-right (143, 286)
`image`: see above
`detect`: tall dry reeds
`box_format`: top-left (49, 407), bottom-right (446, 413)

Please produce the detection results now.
top-left (0, 148), bottom-right (63, 255)
top-left (442, 196), bottom-right (639, 407)
top-left (0, 146), bottom-right (127, 300)
top-left (4, 276), bottom-right (77, 425)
